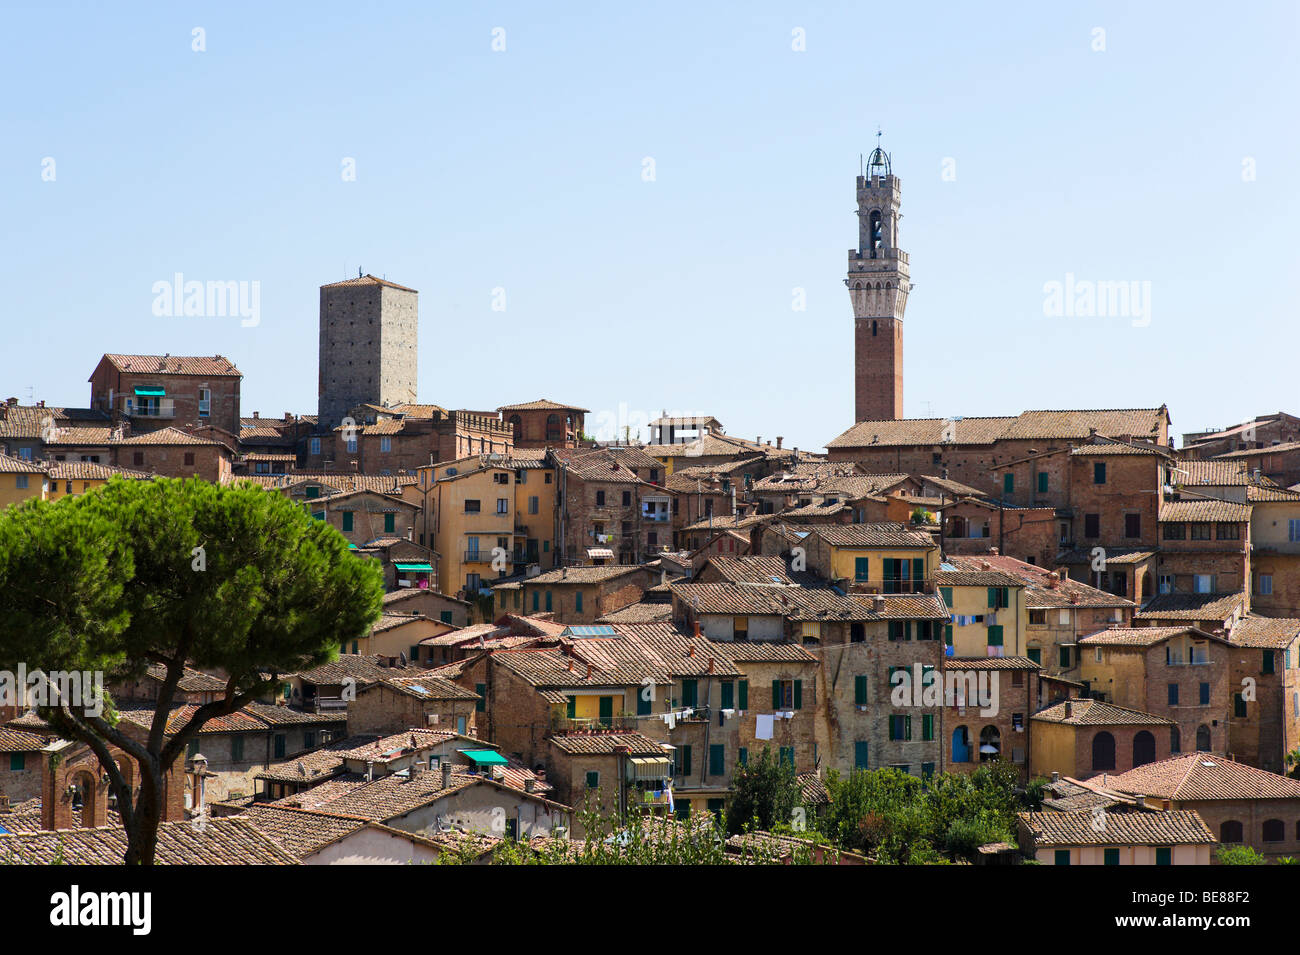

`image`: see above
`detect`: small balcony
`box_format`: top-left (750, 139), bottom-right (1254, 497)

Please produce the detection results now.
top-left (551, 714), bottom-right (639, 734)
top-left (463, 550), bottom-right (513, 564)
top-left (126, 399), bottom-right (176, 418)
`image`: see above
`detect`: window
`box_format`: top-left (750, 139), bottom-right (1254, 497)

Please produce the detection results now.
top-left (1259, 574), bottom-right (1274, 596)
top-left (1234, 692), bottom-right (1246, 717)
top-left (681, 679), bottom-right (698, 707)
top-left (310, 437), bottom-right (321, 455)
top-left (545, 590), bottom-right (552, 612)
top-left (1092, 731), bottom-right (1116, 771)
top-left (921, 714), bottom-right (935, 741)
top-left (1036, 472), bottom-right (1048, 494)
top-left (1163, 522), bottom-right (1185, 540)
top-left (1199, 682), bottom-right (1210, 705)
top-left (198, 388), bottom-right (210, 417)
top-left (273, 734), bottom-right (286, 759)
top-left (15, 474), bottom-right (27, 489)
top-left (709, 744), bottom-right (725, 776)
top-left (888, 715), bottom-right (912, 741)
top-left (1220, 820), bottom-right (1243, 843)
top-left (1216, 523), bottom-right (1239, 540)
top-left (733, 616), bottom-right (749, 641)
top-left (1003, 473), bottom-right (1014, 495)
top-left (10, 753), bottom-right (25, 771)
top-left (1194, 574), bottom-right (1214, 594)
top-left (1190, 523), bottom-right (1212, 541)
top-left (854, 741), bottom-right (869, 770)
top-left (1264, 650), bottom-right (1275, 675)
top-left (1028, 610), bottom-right (1045, 625)
top-left (622, 491), bottom-right (631, 506)
top-left (738, 680), bottom-right (748, 710)
top-left (1155, 847), bottom-right (1171, 866)
top-left (675, 745), bottom-right (692, 776)
top-left (464, 499), bottom-right (480, 513)
top-left (1167, 683), bottom-right (1179, 706)
top-left (346, 438), bottom-right (357, 453)
top-left (1093, 462), bottom-right (1106, 484)
top-left (1290, 519), bottom-right (1300, 543)
top-left (529, 495), bottom-right (539, 515)
top-left (133, 452), bottom-right (145, 467)
top-left (475, 683), bottom-right (486, 712)
top-left (342, 511), bottom-right (353, 532)
top-left (575, 591), bottom-right (583, 613)
top-left (1059, 646), bottom-right (1071, 668)
top-left (230, 736), bottom-right (244, 762)
top-left (595, 490), bottom-right (605, 506)
top-left (1104, 848), bottom-right (1120, 866)
top-left (854, 675), bottom-right (868, 705)
top-left (1158, 574), bottom-right (1173, 594)
top-left (1054, 849), bottom-right (1071, 866)
top-left (1027, 647), bottom-right (1041, 665)
top-left (585, 771), bottom-right (600, 789)
top-left (1084, 513), bottom-right (1100, 538)
top-left (496, 498), bottom-right (508, 514)
top-left (779, 747), bottom-right (794, 770)
top-left (384, 512), bottom-right (395, 533)
top-left (1124, 513), bottom-right (1140, 538)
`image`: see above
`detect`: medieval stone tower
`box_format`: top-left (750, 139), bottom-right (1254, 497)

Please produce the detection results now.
top-left (848, 144), bottom-right (909, 422)
top-left (318, 274), bottom-right (418, 429)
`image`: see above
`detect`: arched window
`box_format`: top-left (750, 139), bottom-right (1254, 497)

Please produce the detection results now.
top-left (545, 413), bottom-right (562, 443)
top-left (1196, 724), bottom-right (1212, 752)
top-left (872, 320), bottom-right (877, 337)
top-left (1133, 730), bottom-right (1156, 767)
top-left (952, 725), bottom-right (971, 763)
top-left (1170, 725), bottom-right (1180, 753)
top-left (1263, 819), bottom-right (1285, 842)
top-left (508, 414), bottom-right (523, 444)
top-left (1092, 731), bottom-right (1116, 771)
top-left (869, 210), bottom-right (882, 254)
top-left (1220, 820), bottom-right (1243, 843)
top-left (978, 725), bottom-right (1000, 762)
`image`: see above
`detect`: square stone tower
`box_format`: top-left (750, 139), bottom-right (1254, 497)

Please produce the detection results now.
top-left (848, 144), bottom-right (910, 422)
top-left (318, 274), bottom-right (418, 429)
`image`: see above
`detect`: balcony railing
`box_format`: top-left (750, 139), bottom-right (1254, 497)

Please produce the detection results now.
top-left (552, 715), bottom-right (639, 734)
top-left (464, 550), bottom-right (513, 564)
top-left (127, 400), bottom-right (176, 418)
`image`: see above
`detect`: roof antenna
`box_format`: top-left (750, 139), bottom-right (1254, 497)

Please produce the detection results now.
top-left (358, 266), bottom-right (363, 278)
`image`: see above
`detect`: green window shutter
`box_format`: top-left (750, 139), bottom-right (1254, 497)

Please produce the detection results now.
top-left (532, 591), bottom-right (539, 611)
top-left (681, 679), bottom-right (698, 707)
top-left (854, 675), bottom-right (867, 705)
top-left (1037, 471), bottom-right (1048, 493)
top-left (912, 558), bottom-right (924, 586)
top-left (720, 681), bottom-right (734, 709)
top-left (1264, 650), bottom-right (1275, 675)
top-left (854, 741), bottom-right (869, 769)
top-left (10, 753), bottom-right (25, 771)
top-left (944, 624), bottom-right (953, 646)
top-left (1156, 847), bottom-right (1171, 866)
top-left (987, 587), bottom-right (996, 608)
top-left (1104, 848), bottom-right (1120, 866)
top-left (987, 625), bottom-right (1004, 647)
top-left (904, 621), bottom-right (913, 641)
top-left (888, 716), bottom-right (898, 741)
top-left (545, 590), bottom-right (552, 611)
top-left (772, 679), bottom-right (781, 709)
top-left (231, 736), bottom-right (244, 762)
top-left (738, 680), bottom-right (748, 710)
top-left (1059, 646), bottom-right (1071, 668)
top-left (940, 587), bottom-right (953, 606)
top-left (709, 744), bottom-right (725, 776)
top-left (888, 621), bottom-right (901, 641)
top-left (1003, 473), bottom-right (1014, 494)
top-left (680, 745), bottom-right (692, 776)
top-left (922, 714), bottom-right (935, 741)
top-left (921, 762), bottom-right (935, 778)
top-left (854, 556), bottom-right (870, 581)
top-left (475, 683), bottom-right (486, 712)
top-left (905, 715), bottom-right (912, 740)
top-left (1028, 647), bottom-right (1041, 665)
top-left (738, 747), bottom-right (748, 766)
top-left (440, 611), bottom-right (452, 624)
top-left (384, 512), bottom-right (395, 533)
top-left (1234, 693), bottom-right (1246, 718)
top-left (793, 679), bottom-right (803, 710)
top-left (779, 747), bottom-right (794, 769)
top-left (586, 771), bottom-right (600, 789)
top-left (273, 735), bottom-right (286, 758)
top-left (342, 511), bottom-right (353, 532)
top-left (598, 696), bottom-right (614, 726)
top-left (566, 696), bottom-right (576, 719)
top-left (637, 690), bottom-right (652, 716)
top-left (1055, 849), bottom-right (1071, 866)
top-left (575, 591), bottom-right (583, 612)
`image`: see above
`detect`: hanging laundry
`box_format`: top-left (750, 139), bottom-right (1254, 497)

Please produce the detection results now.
top-left (755, 714), bottom-right (774, 740)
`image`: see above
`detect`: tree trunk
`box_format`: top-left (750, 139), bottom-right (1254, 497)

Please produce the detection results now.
top-left (122, 761), bottom-right (164, 865)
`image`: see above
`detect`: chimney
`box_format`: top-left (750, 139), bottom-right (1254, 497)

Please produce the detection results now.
top-left (441, 761), bottom-right (453, 789)
top-left (688, 644), bottom-right (696, 658)
top-left (1050, 771), bottom-right (1060, 784)
top-left (756, 436), bottom-right (762, 446)
top-left (410, 760), bottom-right (424, 779)
top-left (872, 595), bottom-right (885, 612)
top-left (776, 436), bottom-right (783, 449)
top-left (252, 411), bottom-right (259, 419)
top-left (1064, 700), bottom-right (1073, 718)
top-left (567, 657), bottom-right (574, 671)
top-left (585, 663), bottom-right (593, 679)
top-left (1135, 793), bottom-right (1146, 808)
top-left (980, 560), bottom-right (990, 571)
top-left (989, 547), bottom-right (999, 556)
top-left (708, 657), bottom-right (715, 673)
top-left (692, 618), bottom-right (701, 639)
top-left (524, 777), bottom-right (536, 793)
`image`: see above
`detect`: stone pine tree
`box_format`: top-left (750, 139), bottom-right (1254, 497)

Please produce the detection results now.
top-left (725, 746), bottom-right (802, 836)
top-left (0, 477), bottom-right (384, 864)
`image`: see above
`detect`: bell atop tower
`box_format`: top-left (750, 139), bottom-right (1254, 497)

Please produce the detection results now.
top-left (865, 128), bottom-right (891, 178)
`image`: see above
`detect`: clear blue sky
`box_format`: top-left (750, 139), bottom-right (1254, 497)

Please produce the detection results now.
top-left (2, 1), bottom-right (1296, 450)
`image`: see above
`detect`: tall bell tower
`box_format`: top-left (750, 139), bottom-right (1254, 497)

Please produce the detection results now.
top-left (848, 138), bottom-right (909, 422)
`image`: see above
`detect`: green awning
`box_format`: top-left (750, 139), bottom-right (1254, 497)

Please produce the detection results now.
top-left (394, 562), bottom-right (433, 572)
top-left (133, 387), bottom-right (166, 397)
top-left (459, 749), bottom-right (508, 766)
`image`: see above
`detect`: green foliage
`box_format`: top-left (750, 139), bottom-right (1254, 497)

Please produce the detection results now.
top-left (1216, 844), bottom-right (1267, 865)
top-left (0, 476), bottom-right (385, 863)
top-left (822, 762), bottom-right (1023, 863)
top-left (725, 746), bottom-right (802, 836)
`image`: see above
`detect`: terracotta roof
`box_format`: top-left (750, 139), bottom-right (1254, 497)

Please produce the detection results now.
top-left (943, 655), bottom-right (1040, 670)
top-left (1057, 547), bottom-right (1156, 566)
top-left (933, 570), bottom-right (1024, 588)
top-left (320, 274), bottom-right (418, 292)
top-left (805, 523), bottom-right (935, 549)
top-left (1031, 698), bottom-right (1174, 726)
top-left (1175, 460), bottom-right (1252, 486)
top-left (920, 474), bottom-right (988, 497)
top-left (0, 452), bottom-right (46, 474)
top-left (709, 641), bottom-right (818, 663)
top-left (1134, 593), bottom-right (1244, 622)
top-left (596, 603), bottom-right (674, 624)
top-left (0, 405), bottom-right (110, 440)
top-left (1215, 440), bottom-right (1300, 459)
top-left (1159, 500), bottom-right (1251, 522)
top-left (1229, 615), bottom-right (1300, 649)
top-left (1068, 442), bottom-right (1167, 456)
top-left (100, 353), bottom-right (242, 377)
top-left (548, 733), bottom-right (667, 756)
top-left (1246, 485), bottom-right (1300, 503)
top-left (526, 565), bottom-right (645, 585)
top-left (44, 426), bottom-right (114, 446)
top-left (1100, 754), bottom-right (1300, 801)
top-left (293, 655), bottom-right (426, 686)
top-left (113, 427), bottom-right (229, 447)
top-left (0, 818), bottom-right (295, 864)
top-left (827, 408), bottom-right (1167, 450)
top-left (681, 512), bottom-right (771, 533)
top-left (496, 398), bottom-right (590, 412)
top-left (45, 461), bottom-right (152, 481)
top-left (1018, 809), bottom-right (1215, 847)
top-left (367, 675), bottom-right (480, 701)
top-left (946, 554), bottom-right (1133, 610)
top-left (0, 727), bottom-right (50, 752)
top-left (1078, 626), bottom-right (1217, 647)
top-left (701, 555), bottom-right (799, 585)
top-left (238, 804), bottom-right (368, 859)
